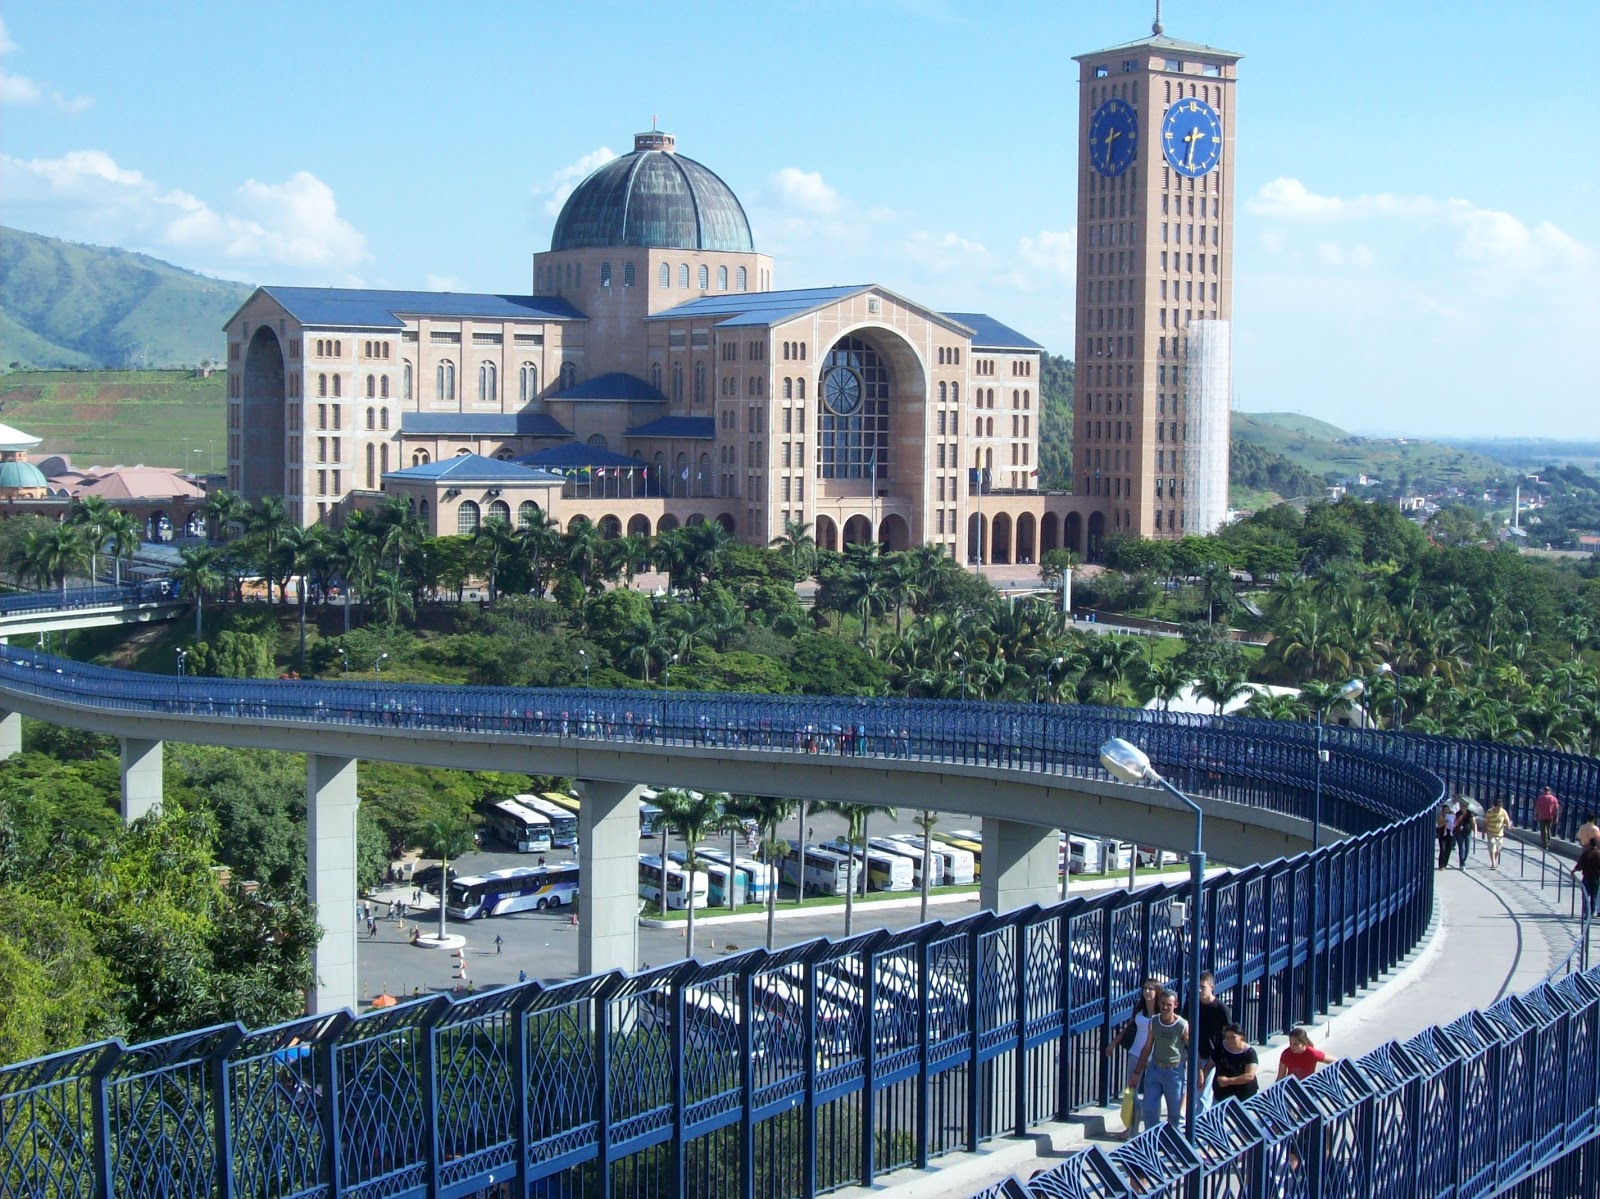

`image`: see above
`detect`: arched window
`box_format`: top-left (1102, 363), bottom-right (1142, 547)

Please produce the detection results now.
top-left (380, 444), bottom-right (389, 473)
top-left (478, 363), bottom-right (497, 402)
top-left (624, 262), bottom-right (636, 287)
top-left (560, 362), bottom-right (576, 389)
top-left (517, 501), bottom-right (540, 528)
top-left (796, 377), bottom-right (806, 400)
top-left (457, 500), bottom-right (481, 535)
top-left (380, 376), bottom-right (389, 399)
top-left (694, 363), bottom-right (706, 404)
top-left (437, 361), bottom-right (455, 400)
top-left (519, 363), bottom-right (538, 402)
top-left (380, 408), bottom-right (389, 431)
top-left (318, 374), bottom-right (328, 397)
top-left (587, 433), bottom-right (608, 450)
top-left (494, 448), bottom-right (514, 461)
top-left (366, 374), bottom-right (376, 398)
top-left (651, 363), bottom-right (662, 392)
top-left (488, 499), bottom-right (511, 524)
top-left (816, 335), bottom-right (890, 481)
top-left (678, 264), bottom-right (690, 289)
top-left (601, 262), bottom-right (612, 287)
top-left (697, 452), bottom-right (712, 496)
top-left (939, 382), bottom-right (947, 402)
top-left (365, 443), bottom-right (376, 488)
top-left (717, 265), bottom-right (728, 290)
top-left (1023, 389), bottom-right (1031, 408)
top-left (672, 363), bottom-right (684, 403)
top-left (975, 417), bottom-right (983, 438)
top-left (412, 450), bottom-right (431, 466)
top-left (366, 407), bottom-right (376, 430)
top-left (736, 266), bottom-right (748, 291)
top-left (403, 361), bottom-right (413, 399)
top-left (783, 378), bottom-right (793, 399)
top-left (951, 382), bottom-right (959, 403)
top-left (419, 498), bottom-right (430, 523)
top-left (659, 262), bottom-right (670, 288)
top-left (698, 265), bottom-right (709, 290)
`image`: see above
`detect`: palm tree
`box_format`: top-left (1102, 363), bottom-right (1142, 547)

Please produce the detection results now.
top-left (563, 519), bottom-right (605, 593)
top-left (1194, 663), bottom-right (1252, 715)
top-left (723, 795), bottom-right (796, 948)
top-left (172, 545), bottom-right (223, 637)
top-left (1147, 660), bottom-right (1189, 711)
top-left (12, 525), bottom-right (86, 596)
top-left (417, 819), bottom-right (478, 943)
top-left (914, 809), bottom-right (939, 924)
top-left (1244, 690), bottom-right (1304, 721)
top-left (278, 524), bottom-right (325, 667)
top-left (202, 489), bottom-right (249, 542)
top-left (244, 496), bottom-right (290, 603)
top-left (814, 801), bottom-right (896, 937)
top-left (364, 569), bottom-right (415, 626)
top-left (101, 509), bottom-right (142, 587)
top-left (653, 788), bottom-right (726, 957)
top-left (516, 509), bottom-right (562, 598)
top-left (473, 517), bottom-right (519, 603)
top-left (769, 518), bottom-right (817, 577)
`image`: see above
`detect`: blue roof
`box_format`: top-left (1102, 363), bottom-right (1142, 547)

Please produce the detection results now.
top-left (382, 454), bottom-right (565, 485)
top-left (941, 312), bottom-right (1043, 351)
top-left (252, 287), bottom-right (586, 329)
top-left (625, 416), bottom-right (715, 439)
top-left (400, 412), bottom-right (571, 437)
top-left (548, 372), bottom-right (667, 403)
top-left (647, 285), bottom-right (866, 327)
top-left (514, 444), bottom-right (646, 471)
top-left (551, 143), bottom-right (755, 253)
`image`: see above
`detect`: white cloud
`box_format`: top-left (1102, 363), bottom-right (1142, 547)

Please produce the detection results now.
top-left (0, 149), bottom-right (369, 281)
top-left (534, 146), bottom-right (615, 217)
top-left (771, 167), bottom-right (841, 216)
top-left (0, 17), bottom-right (90, 112)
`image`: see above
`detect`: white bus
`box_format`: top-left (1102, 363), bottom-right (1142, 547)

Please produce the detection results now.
top-left (639, 854), bottom-right (708, 911)
top-left (750, 973), bottom-right (854, 1054)
top-left (445, 863), bottom-right (580, 918)
top-left (889, 834), bottom-right (976, 886)
top-left (668, 852), bottom-right (747, 906)
top-left (516, 794), bottom-right (578, 847)
top-left (694, 848), bottom-right (778, 904)
top-left (484, 799), bottom-right (554, 854)
top-left (818, 839), bottom-right (915, 892)
top-left (781, 845), bottom-right (855, 897)
top-left (866, 837), bottom-right (944, 888)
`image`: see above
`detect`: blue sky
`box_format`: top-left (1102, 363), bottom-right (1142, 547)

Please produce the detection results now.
top-left (3, 1), bottom-right (1595, 437)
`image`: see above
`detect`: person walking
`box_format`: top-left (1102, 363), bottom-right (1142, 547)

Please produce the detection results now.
top-left (1571, 837), bottom-right (1600, 919)
top-left (1482, 799), bottom-right (1512, 870)
top-left (494, 934), bottom-right (504, 955)
top-left (1209, 1025), bottom-right (1259, 1103)
top-left (1195, 971), bottom-right (1231, 1112)
top-left (1105, 978), bottom-right (1163, 1139)
top-left (1277, 1027), bottom-right (1337, 1081)
top-left (1436, 808), bottom-right (1455, 871)
top-left (1535, 786), bottom-right (1561, 850)
top-left (1577, 814), bottom-right (1600, 851)
top-left (1130, 990), bottom-right (1190, 1129)
top-left (1453, 800), bottom-right (1476, 870)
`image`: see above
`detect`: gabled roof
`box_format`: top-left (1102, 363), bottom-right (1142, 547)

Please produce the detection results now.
top-left (514, 444), bottom-right (646, 471)
top-left (239, 286), bottom-right (586, 330)
top-left (381, 454), bottom-right (564, 486)
top-left (625, 416), bottom-right (715, 440)
top-left (941, 313), bottom-right (1043, 352)
top-left (647, 285), bottom-right (867, 327)
top-left (547, 372), bottom-right (667, 403)
top-left (400, 412), bottom-right (572, 438)
top-left (1074, 32), bottom-right (1242, 62)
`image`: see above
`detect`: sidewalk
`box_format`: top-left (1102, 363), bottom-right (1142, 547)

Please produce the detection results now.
top-left (853, 838), bottom-right (1584, 1199)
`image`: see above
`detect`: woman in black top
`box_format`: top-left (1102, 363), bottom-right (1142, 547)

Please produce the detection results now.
top-left (1210, 1024), bottom-right (1259, 1102)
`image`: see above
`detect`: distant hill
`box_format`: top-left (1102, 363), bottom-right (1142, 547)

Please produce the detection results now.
top-left (0, 227), bottom-right (252, 371)
top-left (0, 369), bottom-right (224, 471)
top-left (1233, 410), bottom-right (1505, 492)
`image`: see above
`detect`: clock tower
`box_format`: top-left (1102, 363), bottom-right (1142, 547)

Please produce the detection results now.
top-left (1072, 17), bottom-right (1241, 545)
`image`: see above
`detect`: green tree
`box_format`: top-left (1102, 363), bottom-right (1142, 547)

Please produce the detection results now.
top-left (722, 794), bottom-right (795, 949)
top-left (417, 819), bottom-right (478, 943)
top-left (172, 545), bottom-right (224, 637)
top-left (653, 787), bottom-right (727, 957)
top-left (814, 801), bottom-right (895, 937)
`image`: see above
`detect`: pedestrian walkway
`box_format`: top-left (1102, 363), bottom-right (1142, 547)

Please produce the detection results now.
top-left (850, 837), bottom-right (1585, 1199)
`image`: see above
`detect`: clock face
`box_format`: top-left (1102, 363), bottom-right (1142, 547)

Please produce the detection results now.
top-left (1088, 99), bottom-right (1138, 178)
top-left (822, 365), bottom-right (863, 416)
top-left (1161, 97), bottom-right (1222, 177)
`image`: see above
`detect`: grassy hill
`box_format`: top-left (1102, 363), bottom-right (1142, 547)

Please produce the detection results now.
top-left (1233, 411), bottom-right (1504, 492)
top-left (0, 370), bottom-right (224, 470)
top-left (0, 226), bottom-right (252, 371)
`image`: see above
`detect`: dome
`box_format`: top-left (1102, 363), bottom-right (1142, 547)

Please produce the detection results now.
top-left (550, 132), bottom-right (755, 254)
top-left (0, 459), bottom-right (48, 489)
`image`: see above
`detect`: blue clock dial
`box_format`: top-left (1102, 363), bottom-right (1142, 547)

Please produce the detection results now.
top-left (1088, 99), bottom-right (1138, 178)
top-left (1161, 98), bottom-right (1222, 177)
top-left (823, 365), bottom-right (863, 416)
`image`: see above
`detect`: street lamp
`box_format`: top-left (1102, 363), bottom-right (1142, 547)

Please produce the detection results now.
top-left (952, 650), bottom-right (968, 701)
top-left (91, 524), bottom-right (101, 586)
top-left (1099, 737), bottom-right (1205, 1143)
top-left (1308, 676), bottom-right (1364, 1024)
top-left (578, 648), bottom-right (590, 688)
top-left (337, 647), bottom-right (348, 679)
top-left (176, 648), bottom-right (188, 677)
top-left (374, 652), bottom-right (388, 682)
top-left (663, 653), bottom-right (677, 691)
top-left (1041, 655), bottom-right (1066, 703)
top-left (1373, 661), bottom-right (1399, 730)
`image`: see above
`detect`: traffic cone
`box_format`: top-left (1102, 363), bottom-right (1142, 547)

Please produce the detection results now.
top-left (453, 947), bottom-right (468, 982)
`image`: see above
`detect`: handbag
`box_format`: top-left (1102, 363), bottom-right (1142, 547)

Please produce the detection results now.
top-left (1120, 1084), bottom-right (1136, 1129)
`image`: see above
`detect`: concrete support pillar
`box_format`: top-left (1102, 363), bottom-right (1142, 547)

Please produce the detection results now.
top-left (119, 737), bottom-right (164, 822)
top-left (307, 753), bottom-right (359, 1014)
top-left (577, 778), bottom-right (645, 978)
top-left (0, 709), bottom-right (20, 761)
top-left (980, 818), bottom-right (1060, 914)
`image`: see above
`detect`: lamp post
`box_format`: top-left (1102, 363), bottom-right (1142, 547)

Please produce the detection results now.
top-left (337, 647), bottom-right (348, 679)
top-left (374, 652), bottom-right (388, 682)
top-left (1099, 737), bottom-right (1205, 1142)
top-left (1041, 655), bottom-right (1065, 703)
top-left (1309, 676), bottom-right (1365, 1022)
top-left (1373, 661), bottom-right (1399, 730)
top-left (952, 650), bottom-right (968, 701)
top-left (176, 648), bottom-right (188, 677)
top-left (578, 648), bottom-right (590, 688)
top-left (663, 653), bottom-right (677, 691)
top-left (91, 524), bottom-right (101, 586)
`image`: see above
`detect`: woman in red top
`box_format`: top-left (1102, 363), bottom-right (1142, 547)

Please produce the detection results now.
top-left (1278, 1027), bottom-right (1336, 1081)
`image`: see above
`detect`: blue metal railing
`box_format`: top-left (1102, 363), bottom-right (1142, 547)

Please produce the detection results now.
top-left (0, 581), bottom-right (176, 617)
top-left (0, 642), bottom-right (1597, 1198)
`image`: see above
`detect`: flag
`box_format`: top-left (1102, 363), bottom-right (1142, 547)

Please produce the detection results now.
top-left (681, 467), bottom-right (690, 481)
top-left (1031, 469), bottom-right (1039, 477)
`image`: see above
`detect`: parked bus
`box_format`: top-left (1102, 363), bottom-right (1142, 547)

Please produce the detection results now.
top-left (818, 838), bottom-right (915, 892)
top-left (638, 801), bottom-right (664, 839)
top-left (484, 798), bottom-right (554, 854)
top-left (780, 844), bottom-right (855, 897)
top-left (445, 863), bottom-right (580, 918)
top-left (749, 973), bottom-right (853, 1055)
top-left (668, 851), bottom-right (747, 906)
top-left (516, 794), bottom-right (578, 847)
top-left (541, 790), bottom-right (581, 818)
top-left (866, 837), bottom-right (944, 888)
top-left (694, 848), bottom-right (777, 904)
top-left (934, 830), bottom-right (984, 880)
top-left (888, 834), bottom-right (976, 886)
top-left (638, 854), bottom-right (708, 910)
